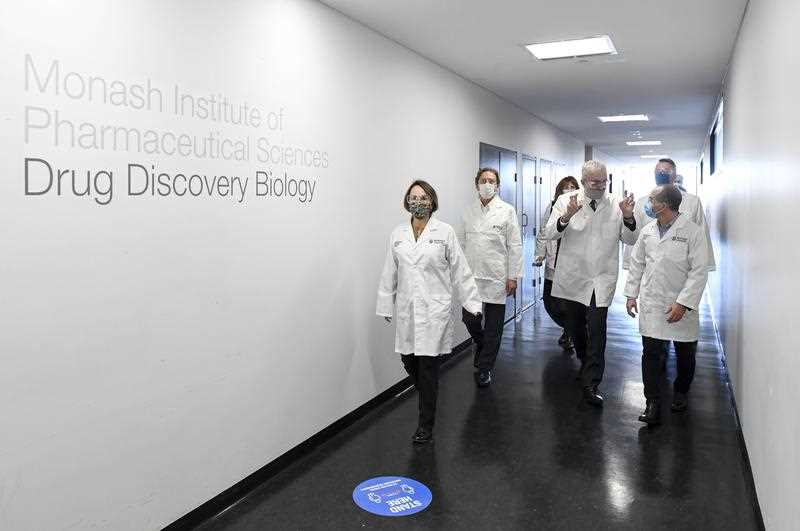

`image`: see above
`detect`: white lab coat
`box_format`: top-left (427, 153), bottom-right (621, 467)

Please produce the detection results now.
top-left (623, 214), bottom-right (711, 342)
top-left (457, 196), bottom-right (523, 304)
top-left (623, 191), bottom-right (715, 271)
top-left (534, 203), bottom-right (558, 281)
top-left (376, 216), bottom-right (483, 356)
top-left (541, 190), bottom-right (639, 307)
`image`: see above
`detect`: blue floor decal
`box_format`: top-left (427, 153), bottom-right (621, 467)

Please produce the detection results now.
top-left (352, 476), bottom-right (432, 517)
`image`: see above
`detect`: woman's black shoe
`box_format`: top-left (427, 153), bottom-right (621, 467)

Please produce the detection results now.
top-left (412, 427), bottom-right (433, 444)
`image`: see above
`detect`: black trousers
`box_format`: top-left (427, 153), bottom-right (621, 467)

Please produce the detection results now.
top-left (400, 354), bottom-right (441, 430)
top-left (642, 336), bottom-right (697, 401)
top-left (543, 279), bottom-right (568, 329)
top-left (560, 292), bottom-right (609, 387)
top-left (462, 303), bottom-right (506, 371)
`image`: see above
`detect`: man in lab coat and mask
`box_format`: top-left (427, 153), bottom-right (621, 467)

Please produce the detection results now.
top-left (542, 160), bottom-right (638, 406)
top-left (458, 168), bottom-right (523, 388)
top-left (623, 158), bottom-right (715, 272)
top-left (624, 184), bottom-right (711, 425)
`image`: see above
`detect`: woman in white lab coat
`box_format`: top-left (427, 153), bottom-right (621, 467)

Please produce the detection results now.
top-left (376, 180), bottom-right (483, 444)
top-left (534, 176), bottom-right (579, 350)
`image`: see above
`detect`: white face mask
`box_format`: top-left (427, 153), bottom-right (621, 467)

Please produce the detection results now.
top-left (478, 183), bottom-right (497, 200)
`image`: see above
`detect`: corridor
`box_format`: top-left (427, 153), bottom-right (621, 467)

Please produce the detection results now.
top-left (199, 293), bottom-right (761, 530)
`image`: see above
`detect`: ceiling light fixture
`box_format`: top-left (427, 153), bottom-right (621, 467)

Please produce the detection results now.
top-left (598, 114), bottom-right (649, 123)
top-left (627, 141), bottom-right (662, 146)
top-left (640, 155), bottom-right (668, 159)
top-left (526, 35), bottom-right (617, 60)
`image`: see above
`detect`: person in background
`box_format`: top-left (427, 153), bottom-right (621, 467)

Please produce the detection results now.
top-left (458, 168), bottom-right (523, 388)
top-left (674, 174), bottom-right (687, 192)
top-left (534, 176), bottom-right (580, 351)
top-left (624, 184), bottom-right (711, 425)
top-left (541, 160), bottom-right (638, 406)
top-left (377, 180), bottom-right (482, 443)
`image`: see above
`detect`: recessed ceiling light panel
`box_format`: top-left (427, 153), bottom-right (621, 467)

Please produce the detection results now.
top-left (598, 114), bottom-right (649, 123)
top-left (627, 141), bottom-right (662, 146)
top-left (640, 154), bottom-right (668, 159)
top-left (526, 35), bottom-right (617, 60)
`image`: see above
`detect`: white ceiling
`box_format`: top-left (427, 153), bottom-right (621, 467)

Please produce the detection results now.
top-left (321, 0), bottom-right (747, 165)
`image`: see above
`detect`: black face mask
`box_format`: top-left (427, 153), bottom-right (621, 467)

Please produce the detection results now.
top-left (409, 201), bottom-right (432, 219)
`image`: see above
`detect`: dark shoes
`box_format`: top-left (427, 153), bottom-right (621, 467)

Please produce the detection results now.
top-left (474, 369), bottom-right (492, 388)
top-left (582, 385), bottom-right (604, 407)
top-left (412, 426), bottom-right (433, 444)
top-left (671, 392), bottom-right (688, 412)
top-left (638, 400), bottom-right (662, 425)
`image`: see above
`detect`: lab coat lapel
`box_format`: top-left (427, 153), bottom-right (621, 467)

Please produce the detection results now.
top-left (656, 214), bottom-right (688, 244)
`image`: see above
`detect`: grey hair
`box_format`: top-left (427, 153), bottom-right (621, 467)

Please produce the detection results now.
top-left (581, 160), bottom-right (607, 179)
top-left (654, 184), bottom-right (683, 211)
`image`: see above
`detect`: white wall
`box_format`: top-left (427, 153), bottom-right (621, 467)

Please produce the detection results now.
top-left (0, 1), bottom-right (584, 529)
top-left (700, 0), bottom-right (800, 528)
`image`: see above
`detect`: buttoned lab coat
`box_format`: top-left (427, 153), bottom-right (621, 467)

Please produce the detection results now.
top-left (622, 191), bottom-right (715, 271)
top-left (376, 217), bottom-right (483, 356)
top-left (541, 191), bottom-right (639, 307)
top-left (457, 197), bottom-right (523, 304)
top-left (623, 215), bottom-right (711, 342)
top-left (534, 203), bottom-right (558, 281)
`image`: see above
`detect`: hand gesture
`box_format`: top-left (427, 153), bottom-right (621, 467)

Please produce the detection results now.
top-left (626, 298), bottom-right (638, 317)
top-left (562, 195), bottom-right (583, 222)
top-left (665, 303), bottom-right (686, 323)
top-left (505, 279), bottom-right (518, 296)
top-left (533, 256), bottom-right (544, 267)
top-left (619, 191), bottom-right (635, 218)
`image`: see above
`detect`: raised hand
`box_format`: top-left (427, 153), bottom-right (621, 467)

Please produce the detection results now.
top-left (562, 194), bottom-right (583, 222)
top-left (619, 191), bottom-right (635, 218)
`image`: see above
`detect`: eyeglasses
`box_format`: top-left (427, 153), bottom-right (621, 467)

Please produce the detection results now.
top-left (407, 195), bottom-right (431, 203)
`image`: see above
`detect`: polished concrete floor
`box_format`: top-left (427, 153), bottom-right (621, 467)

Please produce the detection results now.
top-left (197, 292), bottom-right (761, 530)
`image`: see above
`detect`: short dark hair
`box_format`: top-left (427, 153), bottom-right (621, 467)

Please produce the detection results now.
top-left (403, 180), bottom-right (439, 214)
top-left (658, 158), bottom-right (677, 171)
top-left (475, 167), bottom-right (500, 187)
top-left (655, 184), bottom-right (683, 211)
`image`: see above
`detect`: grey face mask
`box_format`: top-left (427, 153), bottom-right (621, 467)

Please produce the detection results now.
top-left (585, 188), bottom-right (606, 200)
top-left (409, 201), bottom-right (432, 219)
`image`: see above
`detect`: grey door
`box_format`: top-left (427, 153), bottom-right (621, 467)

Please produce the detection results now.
top-left (537, 159), bottom-right (554, 301)
top-left (520, 155), bottom-right (537, 312)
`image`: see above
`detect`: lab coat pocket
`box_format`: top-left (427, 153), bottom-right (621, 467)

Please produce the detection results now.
top-left (428, 296), bottom-right (453, 320)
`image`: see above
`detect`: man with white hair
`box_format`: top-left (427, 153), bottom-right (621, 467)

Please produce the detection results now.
top-left (542, 160), bottom-right (638, 406)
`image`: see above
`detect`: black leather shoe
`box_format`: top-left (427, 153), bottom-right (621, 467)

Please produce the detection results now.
top-left (477, 370), bottom-right (492, 388)
top-left (638, 400), bottom-right (661, 425)
top-left (671, 392), bottom-right (688, 412)
top-left (412, 427), bottom-right (433, 444)
top-left (583, 385), bottom-right (603, 407)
